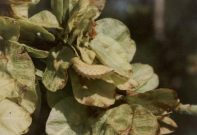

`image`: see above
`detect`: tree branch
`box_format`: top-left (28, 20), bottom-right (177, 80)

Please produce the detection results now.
top-left (176, 104), bottom-right (197, 116)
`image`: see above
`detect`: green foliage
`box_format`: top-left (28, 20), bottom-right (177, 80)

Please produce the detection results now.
top-left (0, 0), bottom-right (188, 134)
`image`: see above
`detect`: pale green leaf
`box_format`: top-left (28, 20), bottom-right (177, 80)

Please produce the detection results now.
top-left (96, 18), bottom-right (136, 62)
top-left (51, 0), bottom-right (79, 23)
top-left (90, 34), bottom-right (132, 77)
top-left (46, 97), bottom-right (91, 135)
top-left (70, 70), bottom-right (116, 108)
top-left (42, 47), bottom-right (75, 92)
top-left (77, 46), bottom-right (96, 64)
top-left (11, 3), bottom-right (29, 18)
top-left (136, 73), bottom-right (159, 93)
top-left (0, 99), bottom-right (32, 135)
top-left (92, 104), bottom-right (133, 135)
top-left (130, 105), bottom-right (159, 135)
top-left (118, 63), bottom-right (154, 92)
top-left (0, 40), bottom-right (37, 113)
top-left (92, 104), bottom-right (159, 135)
top-left (29, 10), bottom-right (60, 28)
top-left (22, 43), bottom-right (49, 58)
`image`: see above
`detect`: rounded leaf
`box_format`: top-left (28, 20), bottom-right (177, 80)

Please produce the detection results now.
top-left (90, 34), bottom-right (132, 77)
top-left (29, 10), bottom-right (60, 28)
top-left (46, 97), bottom-right (90, 135)
top-left (0, 99), bottom-right (32, 135)
top-left (0, 40), bottom-right (37, 113)
top-left (96, 18), bottom-right (136, 62)
top-left (70, 70), bottom-right (116, 108)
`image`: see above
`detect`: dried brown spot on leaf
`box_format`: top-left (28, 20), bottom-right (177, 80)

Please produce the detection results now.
top-left (42, 47), bottom-right (75, 92)
top-left (126, 88), bottom-right (179, 115)
top-left (0, 40), bottom-right (37, 114)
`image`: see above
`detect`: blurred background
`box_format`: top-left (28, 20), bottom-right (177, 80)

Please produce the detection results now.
top-left (100, 0), bottom-right (197, 134)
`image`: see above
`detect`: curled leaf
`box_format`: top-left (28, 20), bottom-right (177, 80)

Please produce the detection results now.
top-left (159, 117), bottom-right (177, 135)
top-left (71, 57), bottom-right (113, 79)
top-left (0, 17), bottom-right (20, 41)
top-left (77, 46), bottom-right (96, 64)
top-left (18, 19), bottom-right (55, 43)
top-left (42, 47), bottom-right (75, 92)
top-left (51, 0), bottom-right (79, 24)
top-left (22, 44), bottom-right (49, 58)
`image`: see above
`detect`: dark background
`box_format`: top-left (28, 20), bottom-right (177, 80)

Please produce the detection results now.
top-left (100, 0), bottom-right (197, 135)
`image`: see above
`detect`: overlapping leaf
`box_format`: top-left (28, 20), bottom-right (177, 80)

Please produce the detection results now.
top-left (126, 88), bottom-right (179, 115)
top-left (46, 98), bottom-right (159, 135)
top-left (18, 19), bottom-right (55, 43)
top-left (70, 70), bottom-right (116, 108)
top-left (71, 57), bottom-right (113, 79)
top-left (118, 63), bottom-right (157, 93)
top-left (96, 18), bottom-right (136, 62)
top-left (42, 47), bottom-right (75, 92)
top-left (46, 97), bottom-right (90, 135)
top-left (51, 0), bottom-right (79, 24)
top-left (0, 99), bottom-right (32, 135)
top-left (0, 0), bottom-right (40, 18)
top-left (90, 34), bottom-right (132, 77)
top-left (29, 10), bottom-right (60, 28)
top-left (0, 40), bottom-right (37, 113)
top-left (47, 89), bottom-right (67, 108)
top-left (0, 17), bottom-right (20, 41)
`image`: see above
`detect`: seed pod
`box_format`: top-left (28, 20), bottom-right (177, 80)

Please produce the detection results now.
top-left (71, 57), bottom-right (113, 79)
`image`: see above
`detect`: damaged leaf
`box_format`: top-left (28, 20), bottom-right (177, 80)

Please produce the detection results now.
top-left (42, 47), bottom-right (75, 92)
top-left (0, 40), bottom-right (37, 113)
top-left (126, 88), bottom-right (179, 115)
top-left (92, 104), bottom-right (159, 135)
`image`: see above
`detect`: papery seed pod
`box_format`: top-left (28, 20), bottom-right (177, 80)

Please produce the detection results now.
top-left (71, 57), bottom-right (114, 79)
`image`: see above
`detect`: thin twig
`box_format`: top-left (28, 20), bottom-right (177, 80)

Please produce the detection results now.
top-left (175, 104), bottom-right (197, 116)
